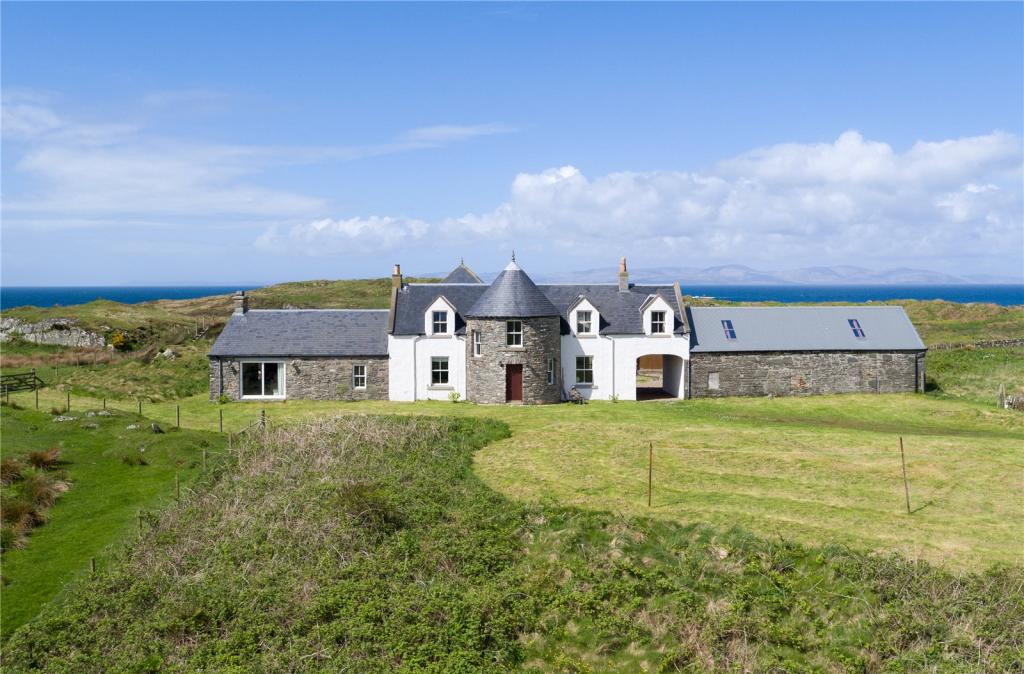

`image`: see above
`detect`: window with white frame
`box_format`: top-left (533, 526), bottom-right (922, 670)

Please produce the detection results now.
top-left (431, 357), bottom-right (449, 385)
top-left (240, 361), bottom-right (284, 398)
top-left (352, 364), bottom-right (367, 389)
top-left (432, 310), bottom-right (449, 334)
top-left (546, 357), bottom-right (556, 385)
top-left (576, 310), bottom-right (593, 334)
top-left (506, 320), bottom-right (522, 347)
top-left (575, 356), bottom-right (593, 385)
top-left (650, 310), bottom-right (667, 334)
top-left (472, 330), bottom-right (482, 357)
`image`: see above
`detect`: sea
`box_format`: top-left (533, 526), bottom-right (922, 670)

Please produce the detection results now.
top-left (0, 284), bottom-right (1022, 310)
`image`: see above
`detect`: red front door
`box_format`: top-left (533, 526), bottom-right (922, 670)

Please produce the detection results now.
top-left (505, 364), bottom-right (523, 402)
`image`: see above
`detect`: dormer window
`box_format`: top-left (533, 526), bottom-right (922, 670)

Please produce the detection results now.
top-left (848, 319), bottom-right (866, 339)
top-left (506, 320), bottom-right (523, 347)
top-left (577, 310), bottom-right (593, 334)
top-left (650, 311), bottom-right (666, 334)
top-left (432, 310), bottom-right (448, 334)
top-left (721, 319), bottom-right (736, 340)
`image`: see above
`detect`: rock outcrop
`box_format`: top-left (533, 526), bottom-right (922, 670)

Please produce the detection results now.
top-left (0, 317), bottom-right (106, 348)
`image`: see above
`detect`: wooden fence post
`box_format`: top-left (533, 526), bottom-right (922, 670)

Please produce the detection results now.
top-left (900, 436), bottom-right (911, 515)
top-left (175, 473), bottom-right (180, 501)
top-left (203, 447), bottom-right (208, 470)
top-left (90, 557), bottom-right (96, 575)
top-left (35, 387), bottom-right (39, 410)
top-left (66, 391), bottom-right (71, 412)
top-left (261, 409), bottom-right (266, 430)
top-left (647, 441), bottom-right (653, 508)
top-left (219, 408), bottom-right (223, 433)
top-left (176, 405), bottom-right (180, 428)
top-left (138, 399), bottom-right (142, 415)
top-left (137, 511), bottom-right (143, 535)
top-left (103, 397), bottom-right (106, 410)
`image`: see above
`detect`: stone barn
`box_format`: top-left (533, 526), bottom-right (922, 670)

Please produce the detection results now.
top-left (686, 306), bottom-right (926, 397)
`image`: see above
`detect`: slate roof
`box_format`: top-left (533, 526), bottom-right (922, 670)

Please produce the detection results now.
top-left (687, 306), bottom-right (926, 353)
top-left (392, 281), bottom-right (686, 335)
top-left (208, 310), bottom-right (389, 357)
top-left (441, 263), bottom-right (485, 284)
top-left (465, 260), bottom-right (560, 318)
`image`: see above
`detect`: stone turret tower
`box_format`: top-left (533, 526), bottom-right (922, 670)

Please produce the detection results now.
top-left (464, 256), bottom-right (561, 404)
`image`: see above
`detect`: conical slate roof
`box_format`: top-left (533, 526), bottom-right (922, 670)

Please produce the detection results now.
top-left (465, 258), bottom-right (559, 318)
top-left (441, 262), bottom-right (485, 284)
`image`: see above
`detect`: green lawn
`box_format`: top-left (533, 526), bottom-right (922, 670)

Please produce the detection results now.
top-left (0, 404), bottom-right (226, 638)
top-left (926, 345), bottom-right (1024, 404)
top-left (8, 386), bottom-right (1021, 572)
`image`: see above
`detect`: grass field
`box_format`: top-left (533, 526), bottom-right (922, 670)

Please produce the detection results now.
top-left (5, 416), bottom-right (1021, 672)
top-left (926, 345), bottom-right (1024, 403)
top-left (0, 404), bottom-right (226, 638)
top-left (6, 386), bottom-right (1022, 572)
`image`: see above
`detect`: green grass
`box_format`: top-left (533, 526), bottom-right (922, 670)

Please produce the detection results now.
top-left (4, 416), bottom-right (1021, 671)
top-left (8, 387), bottom-right (1022, 572)
top-left (0, 404), bottom-right (226, 638)
top-left (926, 346), bottom-right (1024, 404)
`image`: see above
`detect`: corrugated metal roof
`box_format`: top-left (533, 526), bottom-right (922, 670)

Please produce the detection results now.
top-left (208, 310), bottom-right (388, 357)
top-left (688, 306), bottom-right (926, 352)
top-left (464, 260), bottom-right (560, 318)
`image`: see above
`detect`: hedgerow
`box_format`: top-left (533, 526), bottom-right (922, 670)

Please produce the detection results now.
top-left (4, 416), bottom-right (1021, 672)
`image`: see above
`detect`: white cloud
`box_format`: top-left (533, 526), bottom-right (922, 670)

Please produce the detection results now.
top-left (256, 216), bottom-right (431, 256)
top-left (263, 130), bottom-right (1023, 264)
top-left (2, 97), bottom-right (516, 221)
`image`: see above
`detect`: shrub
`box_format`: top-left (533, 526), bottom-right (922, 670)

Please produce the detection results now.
top-left (110, 330), bottom-right (131, 352)
top-left (217, 394), bottom-right (231, 405)
top-left (49, 407), bottom-right (65, 416)
top-left (448, 391), bottom-right (462, 403)
top-left (608, 393), bottom-right (620, 403)
top-left (121, 454), bottom-right (148, 467)
top-left (28, 447), bottom-right (60, 470)
top-left (1, 458), bottom-right (23, 485)
top-left (19, 469), bottom-right (66, 511)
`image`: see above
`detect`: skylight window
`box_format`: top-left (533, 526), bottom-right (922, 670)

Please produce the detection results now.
top-left (721, 319), bottom-right (736, 340)
top-left (848, 319), bottom-right (866, 339)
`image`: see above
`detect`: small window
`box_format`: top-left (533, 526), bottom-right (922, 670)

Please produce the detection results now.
top-left (546, 357), bottom-right (556, 385)
top-left (708, 372), bottom-right (720, 390)
top-left (576, 310), bottom-right (592, 334)
top-left (651, 310), bottom-right (666, 334)
top-left (848, 318), bottom-right (866, 339)
top-left (472, 330), bottom-right (482, 357)
top-left (721, 319), bottom-right (736, 340)
top-left (352, 364), bottom-right (367, 389)
top-left (431, 357), bottom-right (449, 385)
top-left (506, 320), bottom-right (523, 347)
top-left (575, 356), bottom-right (593, 385)
top-left (432, 310), bottom-right (448, 334)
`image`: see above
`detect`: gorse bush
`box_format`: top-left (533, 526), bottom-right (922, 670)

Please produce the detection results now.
top-left (4, 416), bottom-right (1022, 671)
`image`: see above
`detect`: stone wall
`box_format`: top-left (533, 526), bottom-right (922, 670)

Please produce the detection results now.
top-left (688, 350), bottom-right (925, 398)
top-left (209, 356), bottom-right (388, 401)
top-left (465, 316), bottom-right (561, 404)
top-left (1, 317), bottom-right (105, 348)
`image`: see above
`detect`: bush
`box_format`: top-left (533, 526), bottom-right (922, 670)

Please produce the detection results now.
top-left (20, 469), bottom-right (65, 511)
top-left (121, 454), bottom-right (148, 467)
top-left (217, 394), bottom-right (231, 405)
top-left (110, 330), bottom-right (131, 352)
top-left (448, 391), bottom-right (461, 403)
top-left (49, 407), bottom-right (65, 416)
top-left (1, 458), bottom-right (24, 485)
top-left (28, 447), bottom-right (60, 470)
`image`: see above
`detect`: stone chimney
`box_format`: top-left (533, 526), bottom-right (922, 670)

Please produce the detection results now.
top-left (232, 290), bottom-right (249, 315)
top-left (618, 257), bottom-right (629, 292)
top-left (392, 263), bottom-right (403, 291)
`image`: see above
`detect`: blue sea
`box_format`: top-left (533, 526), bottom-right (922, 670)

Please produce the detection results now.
top-left (0, 284), bottom-right (1021, 310)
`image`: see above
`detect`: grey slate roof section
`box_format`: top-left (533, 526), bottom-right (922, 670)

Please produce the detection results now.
top-left (209, 310), bottom-right (388, 357)
top-left (442, 264), bottom-right (485, 284)
top-left (688, 306), bottom-right (926, 353)
top-left (392, 283), bottom-right (686, 335)
top-left (465, 262), bottom-right (560, 318)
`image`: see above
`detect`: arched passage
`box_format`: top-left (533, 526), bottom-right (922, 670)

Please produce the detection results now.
top-left (636, 354), bottom-right (685, 400)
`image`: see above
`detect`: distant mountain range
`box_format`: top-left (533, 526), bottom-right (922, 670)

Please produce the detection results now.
top-left (441, 265), bottom-right (1022, 286)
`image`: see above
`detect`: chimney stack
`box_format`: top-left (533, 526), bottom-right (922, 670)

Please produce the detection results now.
top-left (232, 290), bottom-right (249, 315)
top-left (392, 264), bottom-right (403, 291)
top-left (618, 257), bottom-right (629, 292)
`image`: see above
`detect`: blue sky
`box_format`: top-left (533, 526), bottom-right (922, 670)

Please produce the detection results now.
top-left (2, 2), bottom-right (1022, 285)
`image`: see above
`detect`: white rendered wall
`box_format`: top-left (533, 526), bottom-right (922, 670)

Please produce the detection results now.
top-left (560, 335), bottom-right (614, 401)
top-left (414, 335), bottom-right (466, 401)
top-left (560, 333), bottom-right (689, 401)
top-left (387, 335), bottom-right (417, 401)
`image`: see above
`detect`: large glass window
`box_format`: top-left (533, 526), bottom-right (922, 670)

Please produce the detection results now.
top-left (432, 310), bottom-right (448, 334)
top-left (241, 362), bottom-right (283, 398)
top-left (575, 356), bottom-right (594, 385)
top-left (352, 364), bottom-right (367, 389)
top-left (651, 310), bottom-right (666, 334)
top-left (431, 357), bottom-right (449, 385)
top-left (576, 310), bottom-right (592, 334)
top-left (506, 320), bottom-right (523, 347)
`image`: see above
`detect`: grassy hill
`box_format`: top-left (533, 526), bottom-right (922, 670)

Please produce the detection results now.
top-left (4, 415), bottom-right (1021, 671)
